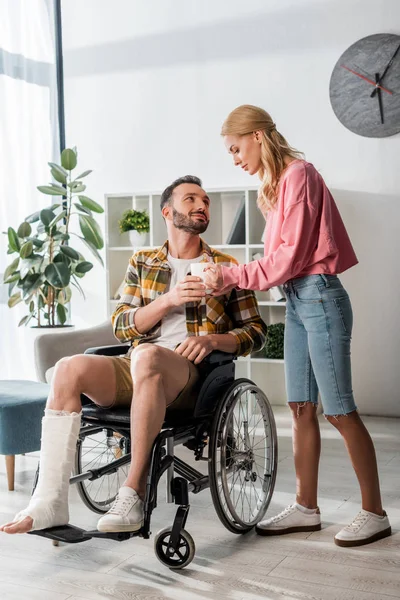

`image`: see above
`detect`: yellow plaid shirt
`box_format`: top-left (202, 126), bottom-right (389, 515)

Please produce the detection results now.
top-left (112, 239), bottom-right (267, 357)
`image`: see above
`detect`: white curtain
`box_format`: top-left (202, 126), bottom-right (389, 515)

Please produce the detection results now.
top-left (0, 0), bottom-right (60, 379)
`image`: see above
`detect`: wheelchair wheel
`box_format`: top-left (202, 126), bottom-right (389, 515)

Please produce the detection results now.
top-left (75, 424), bottom-right (131, 514)
top-left (209, 378), bottom-right (278, 533)
top-left (154, 527), bottom-right (195, 570)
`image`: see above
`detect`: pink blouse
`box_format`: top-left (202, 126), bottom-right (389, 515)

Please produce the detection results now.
top-left (221, 160), bottom-right (358, 292)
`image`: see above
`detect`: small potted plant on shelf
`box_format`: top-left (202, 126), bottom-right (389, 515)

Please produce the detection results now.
top-left (3, 147), bottom-right (104, 328)
top-left (119, 208), bottom-right (150, 248)
top-left (264, 322), bottom-right (285, 359)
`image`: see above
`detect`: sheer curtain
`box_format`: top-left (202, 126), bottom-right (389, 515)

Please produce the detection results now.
top-left (0, 0), bottom-right (60, 379)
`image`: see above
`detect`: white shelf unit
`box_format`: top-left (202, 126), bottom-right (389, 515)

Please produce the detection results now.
top-left (105, 187), bottom-right (287, 405)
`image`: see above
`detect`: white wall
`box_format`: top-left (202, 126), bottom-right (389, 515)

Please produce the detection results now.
top-left (61, 0), bottom-right (400, 416)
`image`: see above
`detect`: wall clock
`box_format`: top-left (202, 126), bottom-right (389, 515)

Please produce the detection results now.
top-left (329, 33), bottom-right (400, 138)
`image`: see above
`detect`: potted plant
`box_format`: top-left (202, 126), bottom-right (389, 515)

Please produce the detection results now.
top-left (264, 322), bottom-right (285, 359)
top-left (3, 148), bottom-right (104, 328)
top-left (119, 208), bottom-right (150, 248)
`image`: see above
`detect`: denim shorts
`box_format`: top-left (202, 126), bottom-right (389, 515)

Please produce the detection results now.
top-left (282, 274), bottom-right (357, 416)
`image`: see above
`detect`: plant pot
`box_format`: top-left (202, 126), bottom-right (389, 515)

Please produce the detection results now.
top-left (129, 230), bottom-right (148, 248)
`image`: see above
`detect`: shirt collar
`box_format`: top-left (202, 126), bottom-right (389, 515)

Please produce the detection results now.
top-left (151, 238), bottom-right (215, 265)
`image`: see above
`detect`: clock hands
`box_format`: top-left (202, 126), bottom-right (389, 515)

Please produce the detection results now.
top-left (341, 65), bottom-right (392, 94)
top-left (375, 73), bottom-right (384, 124)
top-left (370, 42), bottom-right (400, 98)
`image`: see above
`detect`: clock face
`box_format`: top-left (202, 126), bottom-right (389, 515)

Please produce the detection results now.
top-left (329, 33), bottom-right (400, 138)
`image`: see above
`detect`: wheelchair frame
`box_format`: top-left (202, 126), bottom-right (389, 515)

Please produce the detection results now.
top-left (29, 346), bottom-right (278, 569)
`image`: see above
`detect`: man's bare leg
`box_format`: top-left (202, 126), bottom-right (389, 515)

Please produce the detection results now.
top-left (123, 344), bottom-right (193, 498)
top-left (0, 354), bottom-right (117, 534)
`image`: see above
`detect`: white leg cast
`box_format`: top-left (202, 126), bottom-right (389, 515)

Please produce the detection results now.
top-left (13, 409), bottom-right (81, 531)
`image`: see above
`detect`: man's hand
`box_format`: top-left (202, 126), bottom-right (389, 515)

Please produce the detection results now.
top-left (166, 276), bottom-right (206, 308)
top-left (175, 336), bottom-right (216, 364)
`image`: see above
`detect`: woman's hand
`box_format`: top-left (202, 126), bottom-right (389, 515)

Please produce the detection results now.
top-left (203, 264), bottom-right (224, 294)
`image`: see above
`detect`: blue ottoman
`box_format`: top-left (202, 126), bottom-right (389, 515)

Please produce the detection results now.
top-left (0, 380), bottom-right (49, 490)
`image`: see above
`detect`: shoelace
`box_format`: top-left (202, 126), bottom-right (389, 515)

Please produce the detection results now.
top-left (271, 504), bottom-right (296, 523)
top-left (345, 511), bottom-right (369, 532)
top-left (107, 495), bottom-right (137, 516)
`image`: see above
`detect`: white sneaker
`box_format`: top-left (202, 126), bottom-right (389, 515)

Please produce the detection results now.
top-left (334, 509), bottom-right (391, 547)
top-left (97, 487), bottom-right (144, 533)
top-left (256, 504), bottom-right (321, 536)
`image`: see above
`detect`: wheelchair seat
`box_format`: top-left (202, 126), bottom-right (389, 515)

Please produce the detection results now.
top-left (81, 350), bottom-right (236, 427)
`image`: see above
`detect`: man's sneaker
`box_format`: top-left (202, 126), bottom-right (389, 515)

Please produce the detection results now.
top-left (334, 510), bottom-right (391, 547)
top-left (256, 504), bottom-right (321, 536)
top-left (97, 486), bottom-right (144, 533)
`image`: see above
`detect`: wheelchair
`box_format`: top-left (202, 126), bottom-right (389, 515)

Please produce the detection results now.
top-left (30, 344), bottom-right (278, 569)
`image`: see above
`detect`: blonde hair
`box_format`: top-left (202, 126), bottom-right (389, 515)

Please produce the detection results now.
top-left (221, 104), bottom-right (303, 212)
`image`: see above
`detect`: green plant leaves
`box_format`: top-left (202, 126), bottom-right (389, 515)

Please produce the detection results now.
top-left (3, 257), bottom-right (20, 281)
top-left (26, 211), bottom-right (40, 223)
top-left (78, 236), bottom-right (104, 266)
top-left (21, 273), bottom-right (43, 297)
top-left (17, 222), bottom-right (32, 238)
top-left (8, 292), bottom-right (22, 308)
top-left (5, 147), bottom-right (104, 327)
top-left (74, 203), bottom-right (92, 215)
top-left (48, 162), bottom-right (68, 184)
top-left (78, 195), bottom-right (104, 213)
top-left (56, 303), bottom-right (67, 325)
top-left (20, 241), bottom-right (33, 259)
top-left (18, 315), bottom-right (31, 327)
top-left (119, 209), bottom-right (150, 233)
top-left (48, 162), bottom-right (67, 176)
top-left (7, 227), bottom-right (20, 252)
top-left (70, 183), bottom-right (86, 193)
top-left (61, 148), bottom-right (77, 170)
top-left (58, 286), bottom-right (72, 305)
top-left (49, 210), bottom-right (67, 228)
top-left (75, 170), bottom-right (92, 179)
top-left (79, 215), bottom-right (104, 249)
top-left (59, 245), bottom-right (80, 260)
top-left (45, 262), bottom-right (70, 288)
top-left (75, 261), bottom-right (93, 274)
top-left (37, 185), bottom-right (65, 196)
top-left (40, 209), bottom-right (56, 227)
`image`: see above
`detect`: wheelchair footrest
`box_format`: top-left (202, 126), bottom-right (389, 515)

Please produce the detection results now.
top-left (28, 524), bottom-right (138, 544)
top-left (28, 524), bottom-right (92, 544)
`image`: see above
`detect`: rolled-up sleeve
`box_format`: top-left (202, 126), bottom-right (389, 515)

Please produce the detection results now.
top-left (226, 288), bottom-right (267, 356)
top-left (111, 254), bottom-right (147, 343)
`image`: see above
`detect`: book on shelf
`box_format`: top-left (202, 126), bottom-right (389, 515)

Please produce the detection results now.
top-left (252, 252), bottom-right (285, 302)
top-left (225, 197), bottom-right (245, 244)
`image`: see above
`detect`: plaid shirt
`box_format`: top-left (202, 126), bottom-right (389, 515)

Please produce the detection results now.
top-left (112, 239), bottom-right (267, 357)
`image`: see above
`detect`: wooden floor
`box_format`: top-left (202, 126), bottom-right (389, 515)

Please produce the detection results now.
top-left (0, 406), bottom-right (399, 600)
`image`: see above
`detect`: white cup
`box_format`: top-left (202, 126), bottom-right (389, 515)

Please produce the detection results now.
top-left (190, 263), bottom-right (213, 294)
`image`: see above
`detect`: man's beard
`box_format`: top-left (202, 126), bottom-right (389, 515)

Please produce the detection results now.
top-left (172, 208), bottom-right (209, 234)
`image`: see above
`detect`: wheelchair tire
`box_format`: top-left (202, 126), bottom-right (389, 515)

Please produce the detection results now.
top-left (154, 527), bottom-right (195, 570)
top-left (209, 378), bottom-right (278, 534)
top-left (75, 424), bottom-right (131, 514)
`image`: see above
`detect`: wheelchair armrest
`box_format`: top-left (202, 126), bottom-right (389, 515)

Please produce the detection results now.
top-left (202, 351), bottom-right (235, 365)
top-left (84, 344), bottom-right (130, 356)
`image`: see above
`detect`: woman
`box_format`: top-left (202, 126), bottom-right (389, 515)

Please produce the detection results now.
top-left (204, 104), bottom-right (391, 547)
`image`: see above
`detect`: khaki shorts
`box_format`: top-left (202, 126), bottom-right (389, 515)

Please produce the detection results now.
top-left (109, 354), bottom-right (200, 412)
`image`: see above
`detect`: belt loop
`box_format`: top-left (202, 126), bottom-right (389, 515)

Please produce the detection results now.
top-left (321, 274), bottom-right (329, 287)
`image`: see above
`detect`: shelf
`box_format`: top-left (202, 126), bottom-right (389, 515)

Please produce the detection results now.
top-left (248, 244), bottom-right (264, 249)
top-left (257, 301), bottom-right (286, 307)
top-left (251, 358), bottom-right (285, 364)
